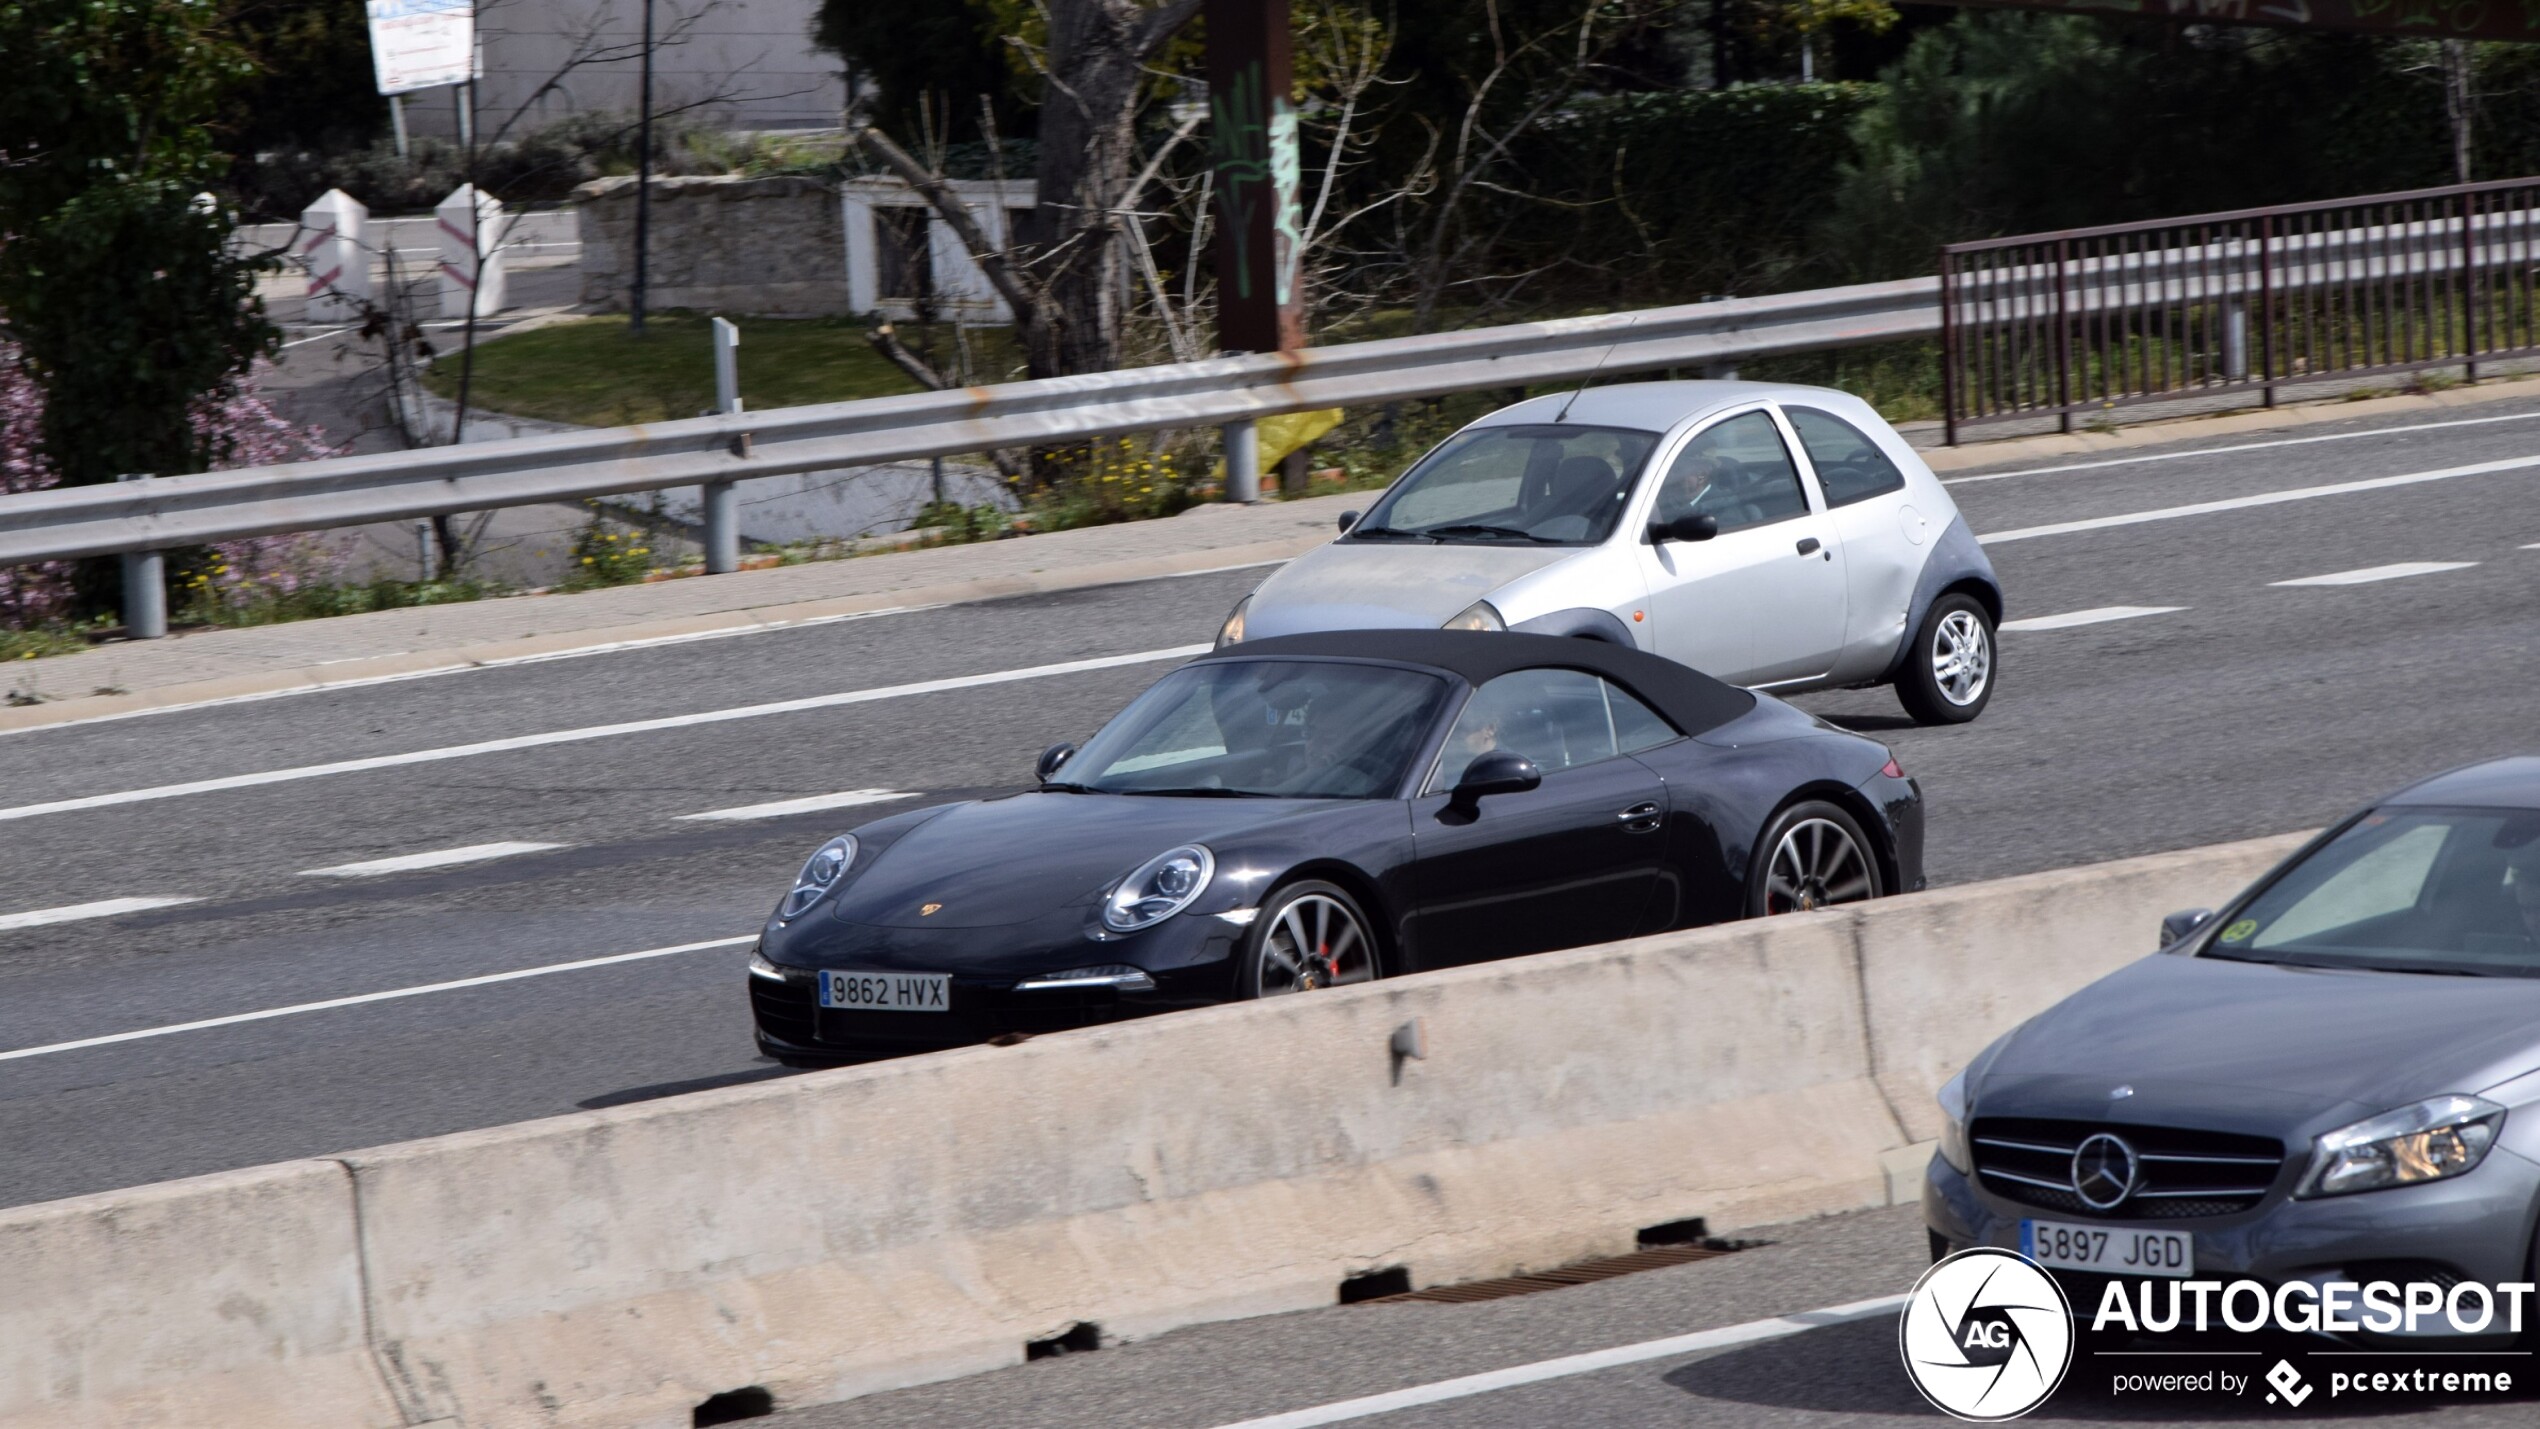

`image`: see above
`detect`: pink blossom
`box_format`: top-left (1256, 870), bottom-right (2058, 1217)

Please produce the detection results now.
top-left (0, 340), bottom-right (346, 627)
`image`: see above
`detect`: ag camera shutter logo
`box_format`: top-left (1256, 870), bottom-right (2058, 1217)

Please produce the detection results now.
top-left (1900, 1248), bottom-right (2074, 1420)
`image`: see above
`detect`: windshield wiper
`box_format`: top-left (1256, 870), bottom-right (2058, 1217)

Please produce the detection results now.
top-left (1423, 523), bottom-right (1557, 544)
top-left (1038, 780), bottom-right (1103, 793)
top-left (1118, 786), bottom-right (1279, 798)
top-left (1347, 524), bottom-right (1435, 542)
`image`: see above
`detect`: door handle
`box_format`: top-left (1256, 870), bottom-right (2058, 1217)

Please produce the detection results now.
top-left (1616, 802), bottom-right (1663, 833)
top-left (1796, 537), bottom-right (1822, 556)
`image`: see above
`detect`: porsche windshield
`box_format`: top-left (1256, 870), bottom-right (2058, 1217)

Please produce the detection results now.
top-left (2207, 807), bottom-right (2540, 975)
top-left (1056, 661), bottom-right (1447, 800)
top-left (1350, 425), bottom-right (1658, 545)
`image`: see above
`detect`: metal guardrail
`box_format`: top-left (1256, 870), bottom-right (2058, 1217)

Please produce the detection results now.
top-left (1940, 177), bottom-right (2540, 441)
top-left (0, 277), bottom-right (1937, 571)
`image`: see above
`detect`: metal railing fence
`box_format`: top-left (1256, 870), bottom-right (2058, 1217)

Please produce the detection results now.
top-left (1941, 177), bottom-right (2540, 442)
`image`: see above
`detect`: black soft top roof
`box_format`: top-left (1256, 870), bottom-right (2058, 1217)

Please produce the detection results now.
top-left (1194, 630), bottom-right (1758, 737)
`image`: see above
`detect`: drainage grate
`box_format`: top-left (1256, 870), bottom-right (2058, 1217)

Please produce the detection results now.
top-left (1364, 1240), bottom-right (1756, 1305)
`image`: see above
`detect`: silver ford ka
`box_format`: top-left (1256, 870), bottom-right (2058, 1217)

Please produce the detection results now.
top-left (1926, 757), bottom-right (2540, 1344)
top-left (1217, 381), bottom-right (2005, 724)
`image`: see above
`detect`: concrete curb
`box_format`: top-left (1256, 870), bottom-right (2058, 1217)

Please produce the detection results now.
top-left (0, 832), bottom-right (2306, 1429)
top-left (0, 533), bottom-right (1323, 735)
top-left (1917, 370), bottom-right (2540, 472)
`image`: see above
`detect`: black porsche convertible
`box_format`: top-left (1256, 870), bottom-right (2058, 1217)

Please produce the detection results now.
top-left (749, 630), bottom-right (1923, 1063)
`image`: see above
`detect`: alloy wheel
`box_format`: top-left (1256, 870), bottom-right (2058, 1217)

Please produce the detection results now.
top-left (1930, 609), bottom-right (1992, 708)
top-left (1763, 819), bottom-right (1877, 914)
top-left (1255, 893), bottom-right (1376, 995)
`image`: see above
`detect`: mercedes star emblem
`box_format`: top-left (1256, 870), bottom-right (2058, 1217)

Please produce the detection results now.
top-left (2071, 1133), bottom-right (2140, 1211)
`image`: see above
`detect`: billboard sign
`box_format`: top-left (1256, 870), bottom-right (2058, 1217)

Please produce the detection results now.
top-left (367, 0), bottom-right (475, 96)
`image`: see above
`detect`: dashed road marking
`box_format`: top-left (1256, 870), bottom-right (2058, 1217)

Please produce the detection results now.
top-left (301, 841), bottom-right (565, 877)
top-left (679, 789), bottom-right (918, 822)
top-left (2001, 606), bottom-right (2184, 632)
top-left (0, 896), bottom-right (200, 932)
top-left (0, 935), bottom-right (755, 1063)
top-left (2269, 561), bottom-right (2479, 587)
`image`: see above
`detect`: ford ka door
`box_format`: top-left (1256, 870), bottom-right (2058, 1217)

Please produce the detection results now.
top-left (1634, 407), bottom-right (1849, 687)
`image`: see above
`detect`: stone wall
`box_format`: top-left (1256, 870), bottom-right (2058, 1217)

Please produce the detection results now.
top-left (575, 174), bottom-right (847, 316)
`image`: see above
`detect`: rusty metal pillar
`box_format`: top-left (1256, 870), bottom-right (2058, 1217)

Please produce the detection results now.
top-left (1206, 0), bottom-right (1303, 358)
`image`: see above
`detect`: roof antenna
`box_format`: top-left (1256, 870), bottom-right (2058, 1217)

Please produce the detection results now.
top-left (1552, 315), bottom-right (1640, 423)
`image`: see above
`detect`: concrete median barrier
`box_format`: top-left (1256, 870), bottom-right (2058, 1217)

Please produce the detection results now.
top-left (0, 1160), bottom-right (399, 1429)
top-left (1, 834), bottom-right (2306, 1428)
top-left (1858, 832), bottom-right (2309, 1143)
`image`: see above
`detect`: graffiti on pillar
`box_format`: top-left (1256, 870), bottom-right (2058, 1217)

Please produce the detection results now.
top-left (1212, 60), bottom-right (1270, 302)
top-left (1209, 53), bottom-right (1304, 349)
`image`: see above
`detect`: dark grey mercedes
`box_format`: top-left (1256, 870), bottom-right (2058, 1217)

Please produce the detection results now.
top-left (1925, 757), bottom-right (2540, 1337)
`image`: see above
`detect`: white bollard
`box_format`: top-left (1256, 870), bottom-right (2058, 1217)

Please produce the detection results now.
top-left (299, 189), bottom-right (373, 322)
top-left (434, 184), bottom-right (510, 320)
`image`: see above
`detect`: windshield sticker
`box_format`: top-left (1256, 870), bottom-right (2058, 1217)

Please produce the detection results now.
top-left (2219, 918), bottom-right (2260, 943)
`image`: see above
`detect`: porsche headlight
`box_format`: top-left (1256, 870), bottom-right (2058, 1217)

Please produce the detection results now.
top-left (1442, 600), bottom-right (1505, 633)
top-left (2298, 1095), bottom-right (2504, 1198)
top-left (1216, 596), bottom-right (1251, 649)
top-left (1936, 1068), bottom-right (1973, 1174)
top-left (779, 834), bottom-right (859, 921)
top-left (1102, 845), bottom-right (1215, 932)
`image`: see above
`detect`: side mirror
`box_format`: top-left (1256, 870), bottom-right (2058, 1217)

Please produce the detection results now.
top-left (1336, 510), bottom-right (1359, 534)
top-left (1036, 742), bottom-right (1078, 782)
top-left (2159, 908), bottom-right (2215, 948)
top-left (1449, 750), bottom-right (1541, 811)
top-left (1648, 512), bottom-right (1719, 544)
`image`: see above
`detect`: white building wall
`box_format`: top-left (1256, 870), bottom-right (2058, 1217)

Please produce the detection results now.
top-left (404, 0), bottom-right (845, 138)
top-left (841, 178), bottom-right (1036, 324)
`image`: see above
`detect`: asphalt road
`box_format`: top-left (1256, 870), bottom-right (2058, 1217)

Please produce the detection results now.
top-left (0, 396), bottom-right (2534, 1231)
top-left (760, 1205), bottom-right (2540, 1429)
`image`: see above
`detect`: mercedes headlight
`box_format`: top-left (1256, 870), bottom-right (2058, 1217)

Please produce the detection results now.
top-left (779, 834), bottom-right (859, 921)
top-left (2298, 1094), bottom-right (2504, 1198)
top-left (1936, 1068), bottom-right (1973, 1174)
top-left (1102, 845), bottom-right (1215, 932)
top-left (1442, 600), bottom-right (1505, 633)
top-left (1216, 596), bottom-right (1251, 648)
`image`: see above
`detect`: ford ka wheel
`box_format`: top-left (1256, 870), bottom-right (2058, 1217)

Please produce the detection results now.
top-left (1897, 593), bottom-right (1996, 725)
top-left (1242, 882), bottom-right (1379, 998)
top-left (1746, 803), bottom-right (1884, 917)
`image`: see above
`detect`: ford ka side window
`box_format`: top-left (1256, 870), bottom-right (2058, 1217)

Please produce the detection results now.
top-left (1652, 411), bottom-right (1810, 533)
top-left (1786, 407), bottom-right (1908, 508)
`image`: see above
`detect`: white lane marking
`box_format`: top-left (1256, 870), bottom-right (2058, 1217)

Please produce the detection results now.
top-left (0, 935), bottom-right (755, 1063)
top-left (679, 789), bottom-right (916, 822)
top-left (300, 841), bottom-right (565, 877)
top-left (1941, 407), bottom-right (2540, 485)
top-left (2001, 605), bottom-right (2183, 632)
top-left (1976, 455), bottom-right (2540, 545)
top-left (1205, 1295), bottom-right (1907, 1429)
top-left (0, 645), bottom-right (1211, 825)
top-left (2270, 561), bottom-right (2478, 587)
top-left (0, 557), bottom-right (1283, 742)
top-left (0, 896), bottom-right (200, 932)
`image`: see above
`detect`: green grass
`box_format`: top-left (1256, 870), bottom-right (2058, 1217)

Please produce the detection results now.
top-left (422, 313), bottom-right (1025, 427)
